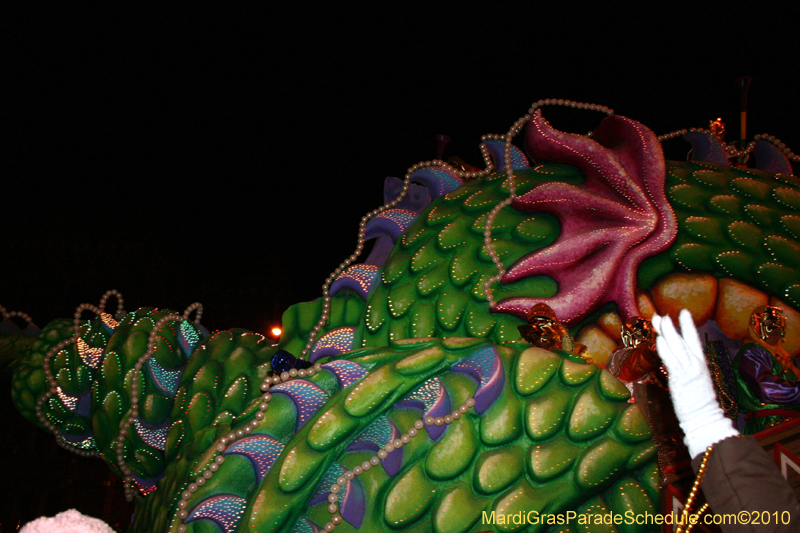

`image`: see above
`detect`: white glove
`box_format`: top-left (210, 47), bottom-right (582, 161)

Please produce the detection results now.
top-left (651, 309), bottom-right (739, 458)
top-left (20, 509), bottom-right (115, 533)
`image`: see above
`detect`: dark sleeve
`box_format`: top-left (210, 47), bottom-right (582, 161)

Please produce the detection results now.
top-left (692, 436), bottom-right (800, 533)
top-left (739, 345), bottom-right (800, 404)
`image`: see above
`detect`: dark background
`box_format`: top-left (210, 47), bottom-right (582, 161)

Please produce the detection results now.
top-left (2, 3), bottom-right (798, 530)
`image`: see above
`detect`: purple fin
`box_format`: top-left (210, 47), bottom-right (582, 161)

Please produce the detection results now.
top-left (384, 177), bottom-right (432, 212)
top-left (753, 140), bottom-right (795, 175)
top-left (270, 380), bottom-right (328, 431)
top-left (185, 494), bottom-right (247, 533)
top-left (482, 140), bottom-right (530, 171)
top-left (319, 359), bottom-right (367, 388)
top-left (364, 209), bottom-right (417, 242)
top-left (223, 434), bottom-right (284, 484)
top-left (330, 266), bottom-right (379, 300)
top-left (450, 345), bottom-right (505, 414)
top-left (409, 167), bottom-right (464, 198)
top-left (134, 420), bottom-right (167, 451)
top-left (683, 131), bottom-right (730, 166)
top-left (310, 327), bottom-right (356, 361)
top-left (395, 377), bottom-right (451, 441)
top-left (146, 356), bottom-right (182, 396)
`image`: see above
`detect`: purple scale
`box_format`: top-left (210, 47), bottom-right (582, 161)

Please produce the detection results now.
top-left (482, 140), bottom-right (530, 171)
top-left (185, 494), bottom-right (247, 533)
top-left (451, 345), bottom-right (505, 414)
top-left (347, 416), bottom-right (402, 476)
top-left (309, 326), bottom-right (355, 359)
top-left (134, 419), bottom-right (168, 451)
top-left (178, 320), bottom-right (201, 358)
top-left (395, 376), bottom-right (451, 441)
top-left (270, 380), bottom-right (328, 431)
top-left (319, 359), bottom-right (367, 388)
top-left (223, 434), bottom-right (285, 484)
top-left (409, 167), bottom-right (464, 198)
top-left (330, 266), bottom-right (379, 300)
top-left (146, 356), bottom-right (182, 396)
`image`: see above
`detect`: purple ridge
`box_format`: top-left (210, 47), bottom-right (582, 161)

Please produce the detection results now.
top-left (364, 209), bottom-right (417, 242)
top-left (683, 131), bottom-right (731, 166)
top-left (178, 320), bottom-right (201, 358)
top-left (223, 434), bottom-right (285, 484)
top-left (753, 140), bottom-right (795, 175)
top-left (146, 356), bottom-right (182, 396)
top-left (270, 380), bottom-right (328, 431)
top-left (482, 140), bottom-right (531, 171)
top-left (450, 345), bottom-right (505, 414)
top-left (347, 416), bottom-right (403, 476)
top-left (319, 359), bottom-right (367, 388)
top-left (134, 419), bottom-right (168, 451)
top-left (186, 494), bottom-right (247, 533)
top-left (384, 177), bottom-right (432, 212)
top-left (395, 377), bottom-right (451, 440)
top-left (496, 111), bottom-right (677, 325)
top-left (409, 167), bottom-right (464, 198)
top-left (330, 266), bottom-right (379, 300)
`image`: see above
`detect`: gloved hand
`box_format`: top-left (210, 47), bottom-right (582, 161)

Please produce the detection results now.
top-left (651, 309), bottom-right (739, 458)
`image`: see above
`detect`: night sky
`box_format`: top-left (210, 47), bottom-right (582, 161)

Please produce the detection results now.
top-left (1, 3), bottom-right (799, 527)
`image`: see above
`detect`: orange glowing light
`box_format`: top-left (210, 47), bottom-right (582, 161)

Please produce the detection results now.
top-left (271, 327), bottom-right (282, 337)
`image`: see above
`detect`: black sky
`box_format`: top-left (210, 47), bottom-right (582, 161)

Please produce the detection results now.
top-left (3, 3), bottom-right (799, 335)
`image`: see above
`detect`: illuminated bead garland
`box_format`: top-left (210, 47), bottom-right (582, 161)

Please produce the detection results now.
top-left (0, 305), bottom-right (34, 326)
top-left (171, 362), bottom-right (478, 533)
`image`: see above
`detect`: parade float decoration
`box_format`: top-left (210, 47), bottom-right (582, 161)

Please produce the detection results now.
top-left (5, 97), bottom-right (800, 533)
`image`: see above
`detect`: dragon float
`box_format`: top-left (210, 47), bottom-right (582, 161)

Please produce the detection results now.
top-left (5, 98), bottom-right (800, 533)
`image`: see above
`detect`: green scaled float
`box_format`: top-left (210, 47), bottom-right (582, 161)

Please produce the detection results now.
top-left (7, 97), bottom-right (800, 533)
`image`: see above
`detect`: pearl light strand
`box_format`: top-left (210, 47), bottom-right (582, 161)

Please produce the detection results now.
top-left (170, 359), bottom-right (478, 533)
top-left (482, 99), bottom-right (614, 307)
top-left (119, 302), bottom-right (205, 500)
top-left (0, 305), bottom-right (34, 325)
top-left (35, 290), bottom-right (128, 458)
